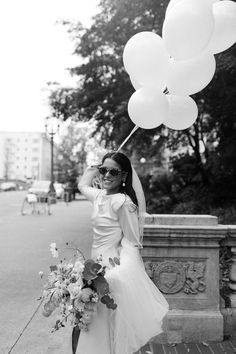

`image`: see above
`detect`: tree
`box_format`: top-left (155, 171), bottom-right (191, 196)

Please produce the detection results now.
top-left (49, 0), bottom-right (236, 216)
top-left (55, 120), bottom-right (106, 183)
top-left (49, 0), bottom-right (169, 152)
top-left (55, 122), bottom-right (88, 184)
top-left (167, 44), bottom-right (236, 198)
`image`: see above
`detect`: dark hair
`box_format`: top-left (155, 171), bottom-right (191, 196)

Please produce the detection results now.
top-left (102, 151), bottom-right (138, 206)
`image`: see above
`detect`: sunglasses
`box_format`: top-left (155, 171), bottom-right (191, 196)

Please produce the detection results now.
top-left (98, 166), bottom-right (122, 177)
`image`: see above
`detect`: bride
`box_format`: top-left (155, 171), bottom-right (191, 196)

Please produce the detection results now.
top-left (74, 151), bottom-right (169, 354)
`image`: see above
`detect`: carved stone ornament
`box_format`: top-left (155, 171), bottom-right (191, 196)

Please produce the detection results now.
top-left (144, 260), bottom-right (206, 295)
top-left (183, 261), bottom-right (206, 294)
top-left (153, 261), bottom-right (186, 294)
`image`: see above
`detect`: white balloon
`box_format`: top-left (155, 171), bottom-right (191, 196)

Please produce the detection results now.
top-left (167, 52), bottom-right (216, 96)
top-left (128, 88), bottom-right (169, 129)
top-left (162, 1), bottom-right (215, 60)
top-left (129, 75), bottom-right (142, 90)
top-left (166, 0), bottom-right (219, 16)
top-left (164, 95), bottom-right (198, 130)
top-left (123, 31), bottom-right (169, 89)
top-left (208, 0), bottom-right (236, 54)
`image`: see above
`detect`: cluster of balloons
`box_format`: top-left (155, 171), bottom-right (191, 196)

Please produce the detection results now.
top-left (123, 0), bottom-right (236, 130)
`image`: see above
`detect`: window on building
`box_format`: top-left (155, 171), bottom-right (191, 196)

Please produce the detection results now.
top-left (32, 148), bottom-right (39, 153)
top-left (32, 157), bottom-right (38, 162)
top-left (33, 139), bottom-right (39, 143)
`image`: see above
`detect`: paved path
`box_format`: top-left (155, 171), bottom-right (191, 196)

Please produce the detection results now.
top-left (137, 339), bottom-right (236, 354)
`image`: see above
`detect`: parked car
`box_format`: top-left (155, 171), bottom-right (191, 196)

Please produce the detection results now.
top-left (54, 183), bottom-right (64, 199)
top-left (0, 182), bottom-right (17, 191)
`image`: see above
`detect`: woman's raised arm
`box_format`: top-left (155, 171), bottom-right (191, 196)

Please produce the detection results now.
top-left (78, 166), bottom-right (101, 202)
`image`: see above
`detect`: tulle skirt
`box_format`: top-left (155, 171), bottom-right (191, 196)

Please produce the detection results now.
top-left (76, 239), bottom-right (169, 354)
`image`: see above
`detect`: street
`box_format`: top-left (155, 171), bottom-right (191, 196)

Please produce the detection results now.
top-left (0, 191), bottom-right (93, 354)
top-left (1, 192), bottom-right (236, 354)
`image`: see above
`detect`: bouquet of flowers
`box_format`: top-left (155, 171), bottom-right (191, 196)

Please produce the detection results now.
top-left (40, 242), bottom-right (119, 332)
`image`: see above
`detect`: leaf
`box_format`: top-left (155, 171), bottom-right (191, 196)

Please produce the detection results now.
top-left (50, 265), bottom-right (58, 272)
top-left (101, 295), bottom-right (111, 304)
top-left (101, 295), bottom-right (117, 310)
top-left (93, 275), bottom-right (109, 296)
top-left (109, 258), bottom-right (115, 267)
top-left (113, 257), bottom-right (120, 266)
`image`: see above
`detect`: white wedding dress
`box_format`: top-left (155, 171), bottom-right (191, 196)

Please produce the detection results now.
top-left (74, 186), bottom-right (169, 354)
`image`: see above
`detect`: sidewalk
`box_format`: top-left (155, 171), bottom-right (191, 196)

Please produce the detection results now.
top-left (138, 338), bottom-right (236, 354)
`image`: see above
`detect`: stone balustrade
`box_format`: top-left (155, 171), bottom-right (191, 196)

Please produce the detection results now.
top-left (141, 214), bottom-right (236, 343)
top-left (221, 225), bottom-right (236, 338)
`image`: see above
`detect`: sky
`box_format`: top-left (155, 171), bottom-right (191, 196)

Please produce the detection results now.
top-left (0, 0), bottom-right (99, 133)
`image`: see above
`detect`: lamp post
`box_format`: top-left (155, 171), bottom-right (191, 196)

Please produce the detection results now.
top-left (45, 117), bottom-right (60, 195)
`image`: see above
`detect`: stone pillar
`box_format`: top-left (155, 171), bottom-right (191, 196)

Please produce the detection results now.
top-left (221, 225), bottom-right (236, 337)
top-left (142, 214), bottom-right (228, 343)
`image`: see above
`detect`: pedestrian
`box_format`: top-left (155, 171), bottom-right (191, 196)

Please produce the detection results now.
top-left (73, 151), bottom-right (169, 354)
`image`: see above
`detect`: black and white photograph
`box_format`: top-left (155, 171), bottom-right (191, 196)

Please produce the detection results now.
top-left (0, 0), bottom-right (236, 353)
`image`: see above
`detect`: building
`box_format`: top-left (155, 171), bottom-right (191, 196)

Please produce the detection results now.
top-left (0, 131), bottom-right (52, 181)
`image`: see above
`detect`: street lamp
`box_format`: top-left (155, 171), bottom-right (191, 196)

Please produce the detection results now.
top-left (45, 117), bottom-right (60, 195)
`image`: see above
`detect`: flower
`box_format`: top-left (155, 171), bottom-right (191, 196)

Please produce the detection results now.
top-left (81, 312), bottom-right (93, 324)
top-left (80, 288), bottom-right (94, 302)
top-left (50, 243), bottom-right (59, 258)
top-left (74, 298), bottom-right (85, 312)
top-left (83, 259), bottom-right (102, 281)
top-left (96, 255), bottom-right (103, 262)
top-left (84, 301), bottom-right (97, 313)
top-left (73, 260), bottom-right (85, 275)
top-left (79, 323), bottom-right (88, 331)
top-left (67, 283), bottom-right (82, 300)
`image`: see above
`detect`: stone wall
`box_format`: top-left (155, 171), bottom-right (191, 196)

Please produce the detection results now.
top-left (141, 214), bottom-right (230, 343)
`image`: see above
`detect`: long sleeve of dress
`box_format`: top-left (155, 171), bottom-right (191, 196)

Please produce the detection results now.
top-left (79, 185), bottom-right (100, 202)
top-left (117, 198), bottom-right (142, 248)
top-left (78, 167), bottom-right (101, 202)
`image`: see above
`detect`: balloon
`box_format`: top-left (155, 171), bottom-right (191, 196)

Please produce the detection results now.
top-left (128, 88), bottom-right (169, 129)
top-left (208, 0), bottom-right (236, 54)
top-left (166, 0), bottom-right (219, 16)
top-left (164, 95), bottom-right (198, 130)
top-left (123, 31), bottom-right (169, 89)
top-left (129, 75), bottom-right (142, 90)
top-left (167, 52), bottom-right (216, 96)
top-left (162, 1), bottom-right (215, 60)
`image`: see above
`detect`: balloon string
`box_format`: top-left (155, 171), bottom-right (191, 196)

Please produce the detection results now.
top-left (7, 298), bottom-right (44, 354)
top-left (116, 125), bottom-right (139, 152)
